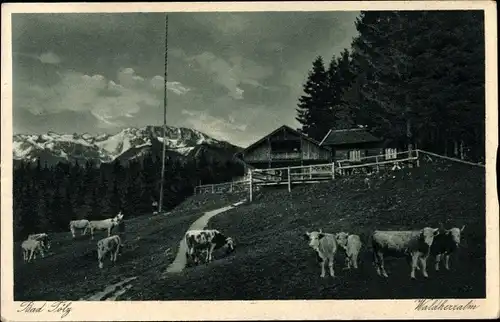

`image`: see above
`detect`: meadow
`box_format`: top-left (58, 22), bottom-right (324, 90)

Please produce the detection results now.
top-left (14, 160), bottom-right (485, 300)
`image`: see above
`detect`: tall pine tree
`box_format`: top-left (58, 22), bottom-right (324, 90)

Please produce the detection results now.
top-left (326, 49), bottom-right (356, 130)
top-left (296, 56), bottom-right (331, 141)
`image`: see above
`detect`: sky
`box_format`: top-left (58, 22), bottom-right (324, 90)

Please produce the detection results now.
top-left (12, 12), bottom-right (360, 147)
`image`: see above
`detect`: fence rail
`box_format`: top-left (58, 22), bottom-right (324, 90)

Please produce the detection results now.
top-left (194, 179), bottom-right (250, 195)
top-left (193, 149), bottom-right (480, 201)
top-left (417, 149), bottom-right (485, 168)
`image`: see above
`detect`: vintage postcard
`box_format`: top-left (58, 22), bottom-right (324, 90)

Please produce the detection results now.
top-left (1, 1), bottom-right (498, 321)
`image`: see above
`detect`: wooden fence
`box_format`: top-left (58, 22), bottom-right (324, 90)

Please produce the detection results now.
top-left (193, 149), bottom-right (424, 201)
top-left (193, 149), bottom-right (486, 202)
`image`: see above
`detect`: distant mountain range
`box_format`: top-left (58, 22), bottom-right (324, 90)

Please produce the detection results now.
top-left (13, 126), bottom-right (242, 166)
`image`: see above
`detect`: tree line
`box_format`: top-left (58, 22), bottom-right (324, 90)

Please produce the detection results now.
top-left (13, 153), bottom-right (243, 241)
top-left (296, 10), bottom-right (485, 161)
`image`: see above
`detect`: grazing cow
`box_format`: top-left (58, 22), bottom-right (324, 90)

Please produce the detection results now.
top-left (303, 230), bottom-right (338, 278)
top-left (89, 212), bottom-right (124, 240)
top-left (371, 227), bottom-right (440, 279)
top-left (69, 219), bottom-right (90, 238)
top-left (28, 233), bottom-right (51, 251)
top-left (335, 232), bottom-right (362, 270)
top-left (430, 225), bottom-right (465, 271)
top-left (184, 229), bottom-right (235, 265)
top-left (21, 238), bottom-right (45, 263)
top-left (97, 235), bottom-right (122, 269)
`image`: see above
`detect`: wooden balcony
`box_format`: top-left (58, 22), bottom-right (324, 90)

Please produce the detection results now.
top-left (270, 152), bottom-right (301, 160)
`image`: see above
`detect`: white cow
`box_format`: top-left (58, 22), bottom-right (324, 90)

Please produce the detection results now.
top-left (69, 219), bottom-right (90, 238)
top-left (21, 238), bottom-right (45, 263)
top-left (371, 227), bottom-right (440, 279)
top-left (185, 229), bottom-right (235, 265)
top-left (28, 233), bottom-right (51, 250)
top-left (97, 235), bottom-right (122, 269)
top-left (303, 229), bottom-right (338, 278)
top-left (335, 232), bottom-right (362, 270)
top-left (430, 225), bottom-right (465, 271)
top-left (89, 212), bottom-right (124, 240)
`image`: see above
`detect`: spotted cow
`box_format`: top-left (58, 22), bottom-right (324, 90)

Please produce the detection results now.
top-left (184, 229), bottom-right (235, 265)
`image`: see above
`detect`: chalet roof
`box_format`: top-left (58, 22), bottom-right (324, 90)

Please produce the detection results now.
top-left (319, 128), bottom-right (382, 146)
top-left (236, 125), bottom-right (331, 157)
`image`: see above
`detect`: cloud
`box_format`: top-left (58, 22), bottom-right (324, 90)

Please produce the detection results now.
top-left (184, 51), bottom-right (275, 100)
top-left (15, 67), bottom-right (190, 130)
top-left (117, 68), bottom-right (145, 88)
top-left (38, 51), bottom-right (61, 64)
top-left (14, 51), bottom-right (62, 65)
top-left (181, 109), bottom-right (247, 142)
top-left (188, 52), bottom-right (244, 100)
top-left (150, 76), bottom-right (190, 95)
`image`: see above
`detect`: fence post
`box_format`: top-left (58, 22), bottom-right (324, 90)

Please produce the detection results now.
top-left (375, 156), bottom-right (380, 172)
top-left (287, 167), bottom-right (291, 192)
top-left (309, 165), bottom-right (312, 179)
top-left (249, 170), bottom-right (253, 202)
top-left (230, 182), bottom-right (233, 193)
top-left (416, 149), bottom-right (420, 167)
top-left (331, 162), bottom-right (335, 179)
top-left (211, 185), bottom-right (214, 193)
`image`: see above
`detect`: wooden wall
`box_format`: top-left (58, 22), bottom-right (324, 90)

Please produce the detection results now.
top-left (242, 128), bottom-right (330, 164)
top-left (301, 138), bottom-right (330, 160)
top-left (334, 147), bottom-right (383, 161)
top-left (244, 143), bottom-right (270, 162)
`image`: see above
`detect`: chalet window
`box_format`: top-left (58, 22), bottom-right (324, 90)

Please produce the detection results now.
top-left (270, 140), bottom-right (301, 153)
top-left (349, 149), bottom-right (361, 161)
top-left (385, 148), bottom-right (397, 160)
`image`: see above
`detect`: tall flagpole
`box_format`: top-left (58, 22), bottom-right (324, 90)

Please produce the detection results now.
top-left (158, 14), bottom-right (168, 214)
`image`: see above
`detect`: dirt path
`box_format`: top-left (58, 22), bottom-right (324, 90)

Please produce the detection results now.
top-left (165, 200), bottom-right (245, 274)
top-left (80, 276), bottom-right (137, 301)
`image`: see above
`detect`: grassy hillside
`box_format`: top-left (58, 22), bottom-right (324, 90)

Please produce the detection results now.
top-left (14, 192), bottom-right (247, 300)
top-left (126, 161), bottom-right (486, 300)
top-left (15, 161), bottom-right (486, 301)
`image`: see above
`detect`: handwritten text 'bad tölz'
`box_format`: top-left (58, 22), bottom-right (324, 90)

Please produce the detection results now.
top-left (17, 301), bottom-right (73, 318)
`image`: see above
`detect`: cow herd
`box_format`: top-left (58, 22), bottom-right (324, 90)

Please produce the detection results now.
top-left (21, 211), bottom-right (125, 269)
top-left (69, 211), bottom-right (124, 240)
top-left (20, 207), bottom-right (465, 284)
top-left (304, 225), bottom-right (465, 279)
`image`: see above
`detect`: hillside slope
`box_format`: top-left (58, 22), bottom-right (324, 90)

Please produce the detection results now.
top-left (126, 161), bottom-right (486, 300)
top-left (14, 161), bottom-right (486, 300)
top-left (14, 193), bottom-right (247, 300)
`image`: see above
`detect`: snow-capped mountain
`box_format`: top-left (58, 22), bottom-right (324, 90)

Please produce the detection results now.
top-left (13, 126), bottom-right (242, 166)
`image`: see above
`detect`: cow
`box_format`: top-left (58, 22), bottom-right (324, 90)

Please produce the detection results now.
top-left (21, 238), bottom-right (45, 263)
top-left (335, 232), bottom-right (362, 270)
top-left (371, 227), bottom-right (440, 279)
top-left (89, 211), bottom-right (124, 240)
top-left (28, 233), bottom-right (51, 252)
top-left (430, 225), bottom-right (465, 271)
top-left (184, 229), bottom-right (235, 265)
top-left (69, 219), bottom-right (90, 238)
top-left (303, 229), bottom-right (338, 278)
top-left (97, 235), bottom-right (122, 269)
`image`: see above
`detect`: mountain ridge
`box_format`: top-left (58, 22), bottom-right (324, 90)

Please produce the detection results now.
top-left (13, 125), bottom-right (243, 166)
